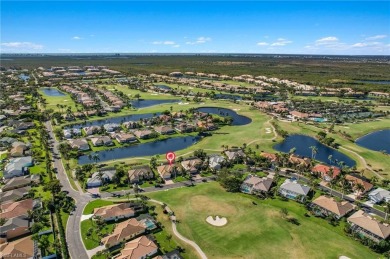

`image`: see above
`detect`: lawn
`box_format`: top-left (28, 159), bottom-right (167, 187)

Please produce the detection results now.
top-left (38, 88), bottom-right (79, 112)
top-left (83, 200), bottom-right (115, 215)
top-left (146, 182), bottom-right (379, 259)
top-left (80, 219), bottom-right (115, 249)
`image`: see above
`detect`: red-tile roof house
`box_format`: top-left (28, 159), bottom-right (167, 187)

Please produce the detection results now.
top-left (345, 175), bottom-right (374, 196)
top-left (0, 199), bottom-right (33, 220)
top-left (312, 164), bottom-right (341, 182)
top-left (0, 235), bottom-right (34, 259)
top-left (311, 196), bottom-right (355, 219)
top-left (93, 203), bottom-right (135, 222)
top-left (116, 235), bottom-right (158, 259)
top-left (101, 218), bottom-right (146, 247)
top-left (348, 210), bottom-right (390, 242)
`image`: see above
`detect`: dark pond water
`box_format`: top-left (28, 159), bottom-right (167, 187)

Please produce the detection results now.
top-left (196, 107), bottom-right (252, 126)
top-left (355, 80), bottom-right (390, 85)
top-left (214, 94), bottom-right (242, 100)
top-left (274, 134), bottom-right (356, 167)
top-left (130, 99), bottom-right (180, 109)
top-left (154, 84), bottom-right (172, 90)
top-left (69, 113), bottom-right (159, 129)
top-left (78, 136), bottom-right (201, 164)
top-left (41, 87), bottom-right (66, 96)
top-left (19, 74), bottom-right (30, 81)
top-left (356, 129), bottom-right (390, 154)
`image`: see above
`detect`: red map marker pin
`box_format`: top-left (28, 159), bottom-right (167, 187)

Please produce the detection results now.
top-left (166, 152), bottom-right (176, 166)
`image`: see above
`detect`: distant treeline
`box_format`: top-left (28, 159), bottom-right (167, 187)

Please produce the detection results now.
top-left (1, 54), bottom-right (389, 92)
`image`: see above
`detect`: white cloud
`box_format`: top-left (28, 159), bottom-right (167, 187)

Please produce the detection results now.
top-left (315, 36), bottom-right (339, 45)
top-left (72, 36), bottom-right (82, 40)
top-left (351, 43), bottom-right (367, 48)
top-left (257, 42), bottom-right (269, 46)
top-left (58, 48), bottom-right (73, 52)
top-left (270, 38), bottom-right (292, 46)
top-left (186, 37), bottom-right (212, 45)
top-left (0, 42), bottom-right (43, 52)
top-left (365, 35), bottom-right (387, 41)
top-left (152, 41), bottom-right (176, 45)
top-left (173, 44), bottom-right (180, 48)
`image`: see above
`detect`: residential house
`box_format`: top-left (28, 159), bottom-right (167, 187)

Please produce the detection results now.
top-left (157, 165), bottom-right (177, 180)
top-left (225, 149), bottom-right (246, 162)
top-left (10, 143), bottom-right (27, 157)
top-left (208, 155), bottom-right (225, 171)
top-left (116, 235), bottom-right (158, 259)
top-left (0, 235), bottom-right (35, 259)
top-left (241, 175), bottom-right (273, 194)
top-left (154, 125), bottom-right (175, 135)
top-left (123, 121), bottom-right (140, 129)
top-left (290, 111), bottom-right (309, 121)
top-left (279, 179), bottom-right (311, 202)
top-left (345, 174), bottom-right (373, 196)
top-left (261, 152), bottom-right (277, 163)
top-left (90, 136), bottom-right (113, 147)
top-left (83, 125), bottom-right (101, 136)
top-left (86, 169), bottom-right (116, 188)
top-left (0, 198), bottom-right (34, 219)
top-left (0, 186), bottom-right (31, 204)
top-left (103, 123), bottom-right (120, 133)
top-left (133, 129), bottom-right (154, 139)
top-left (3, 156), bottom-right (33, 179)
top-left (289, 154), bottom-right (311, 168)
top-left (175, 123), bottom-right (195, 133)
top-left (311, 196), bottom-right (355, 219)
top-left (63, 128), bottom-right (82, 139)
top-left (1, 175), bottom-right (39, 192)
top-left (348, 210), bottom-right (390, 242)
top-left (161, 250), bottom-right (184, 259)
top-left (114, 132), bottom-right (137, 144)
top-left (93, 203), bottom-right (135, 222)
top-left (368, 188), bottom-right (390, 204)
top-left (181, 158), bottom-right (202, 174)
top-left (312, 164), bottom-right (341, 182)
top-left (0, 215), bottom-right (31, 242)
top-left (68, 138), bottom-right (90, 151)
top-left (101, 218), bottom-right (146, 247)
top-left (128, 166), bottom-right (154, 183)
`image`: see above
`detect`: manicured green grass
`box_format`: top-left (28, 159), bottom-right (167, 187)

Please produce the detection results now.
top-left (83, 200), bottom-right (115, 215)
top-left (80, 219), bottom-right (115, 249)
top-left (38, 88), bottom-right (79, 112)
top-left (146, 182), bottom-right (379, 259)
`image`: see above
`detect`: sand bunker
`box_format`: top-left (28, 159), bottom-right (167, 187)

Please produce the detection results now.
top-left (265, 127), bottom-right (272, 134)
top-left (206, 216), bottom-right (227, 226)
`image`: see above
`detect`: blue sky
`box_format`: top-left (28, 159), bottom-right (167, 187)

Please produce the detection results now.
top-left (1, 1), bottom-right (389, 54)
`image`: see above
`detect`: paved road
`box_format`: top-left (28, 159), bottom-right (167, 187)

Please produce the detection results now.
top-left (45, 121), bottom-right (92, 259)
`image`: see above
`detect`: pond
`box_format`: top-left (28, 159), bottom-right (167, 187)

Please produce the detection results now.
top-left (355, 129), bottom-right (390, 154)
top-left (69, 113), bottom-right (159, 129)
top-left (154, 84), bottom-right (172, 90)
top-left (196, 107), bottom-right (252, 126)
top-left (274, 134), bottom-right (356, 167)
top-left (40, 87), bottom-right (66, 96)
top-left (78, 135), bottom-right (201, 164)
top-left (355, 80), bottom-right (390, 85)
top-left (214, 94), bottom-right (242, 101)
top-left (130, 99), bottom-right (180, 109)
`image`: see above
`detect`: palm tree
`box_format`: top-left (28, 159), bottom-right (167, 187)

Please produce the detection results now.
top-left (91, 152), bottom-right (100, 164)
top-left (370, 176), bottom-right (378, 186)
top-left (385, 202), bottom-right (390, 221)
top-left (339, 178), bottom-right (349, 199)
top-left (309, 146), bottom-right (318, 160)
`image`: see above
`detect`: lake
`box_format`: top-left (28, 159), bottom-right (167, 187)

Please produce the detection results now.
top-left (355, 80), bottom-right (390, 85)
top-left (196, 107), bottom-right (252, 126)
top-left (78, 135), bottom-right (201, 164)
top-left (214, 93), bottom-right (242, 101)
top-left (41, 87), bottom-right (66, 96)
top-left (356, 129), bottom-right (390, 154)
top-left (130, 99), bottom-right (180, 109)
top-left (274, 134), bottom-right (356, 167)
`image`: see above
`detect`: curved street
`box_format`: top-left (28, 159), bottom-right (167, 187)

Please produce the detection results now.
top-left (45, 121), bottom-right (92, 259)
